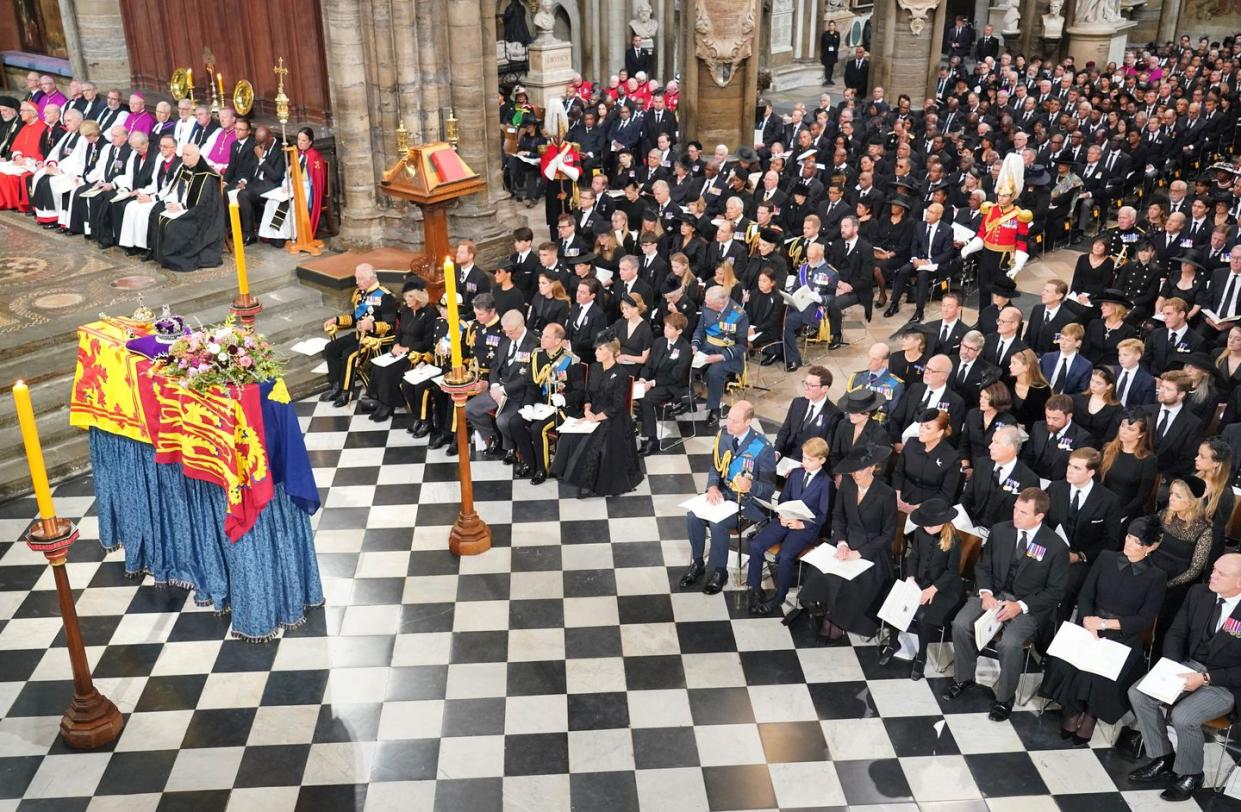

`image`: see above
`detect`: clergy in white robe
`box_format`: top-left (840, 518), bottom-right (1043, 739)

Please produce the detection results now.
top-left (120, 133), bottom-right (182, 251)
top-left (30, 109), bottom-right (84, 225)
top-left (173, 98), bottom-right (195, 155)
top-left (65, 124), bottom-right (130, 236)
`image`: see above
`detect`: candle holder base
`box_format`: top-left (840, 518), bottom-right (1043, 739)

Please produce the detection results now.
top-left (25, 517), bottom-right (78, 556)
top-left (230, 293), bottom-right (263, 327)
top-left (59, 687), bottom-right (124, 751)
top-left (449, 509), bottom-right (492, 556)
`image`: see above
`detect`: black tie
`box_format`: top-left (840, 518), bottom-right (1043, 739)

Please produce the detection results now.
top-left (957, 361), bottom-right (968, 383)
top-left (1209, 597), bottom-right (1226, 638)
top-left (1117, 370), bottom-right (1130, 404)
top-left (1017, 530), bottom-right (1029, 557)
top-left (1069, 489), bottom-right (1081, 531)
top-left (1157, 408), bottom-right (1171, 437)
top-left (803, 403), bottom-right (818, 428)
top-left (940, 322), bottom-right (950, 344)
top-left (1053, 357), bottom-right (1068, 392)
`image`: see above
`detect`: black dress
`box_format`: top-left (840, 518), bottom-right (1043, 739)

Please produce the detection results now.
top-left (957, 409), bottom-right (1018, 462)
top-left (830, 418), bottom-right (891, 469)
top-left (889, 351), bottom-right (926, 388)
top-left (529, 295), bottom-right (570, 334)
top-left (1151, 514), bottom-right (1213, 637)
top-left (1010, 384), bottom-right (1051, 432)
top-left (1100, 451), bottom-right (1158, 523)
top-left (1217, 356), bottom-right (1241, 402)
top-left (1069, 255), bottom-right (1115, 305)
top-left (1037, 551), bottom-right (1167, 723)
top-left (1159, 274), bottom-right (1206, 313)
top-left (613, 317), bottom-right (653, 382)
top-left (1071, 395), bottom-right (1121, 444)
top-left (798, 476), bottom-right (897, 635)
top-left (366, 304), bottom-right (436, 408)
top-left (745, 289), bottom-right (784, 355)
top-left (1082, 318), bottom-right (1137, 367)
top-left (894, 439), bottom-right (961, 505)
top-left (905, 529), bottom-right (964, 628)
top-left (550, 362), bottom-right (645, 496)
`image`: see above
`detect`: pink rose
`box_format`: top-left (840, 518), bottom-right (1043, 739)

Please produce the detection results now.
top-left (239, 356), bottom-right (253, 368)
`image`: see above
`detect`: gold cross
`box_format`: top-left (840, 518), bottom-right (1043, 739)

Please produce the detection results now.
top-left (274, 57), bottom-right (288, 91)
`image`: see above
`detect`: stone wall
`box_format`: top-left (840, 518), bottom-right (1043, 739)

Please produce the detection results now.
top-left (60, 0), bottom-right (130, 91)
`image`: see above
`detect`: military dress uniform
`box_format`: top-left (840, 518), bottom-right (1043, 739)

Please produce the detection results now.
top-left (691, 300), bottom-right (750, 419)
top-left (321, 282), bottom-right (397, 405)
top-left (402, 317), bottom-right (466, 441)
top-left (437, 316), bottom-right (504, 457)
top-left (1104, 223), bottom-right (1146, 269)
top-left (845, 367), bottom-right (905, 424)
top-left (973, 201), bottom-right (1032, 311)
top-left (508, 347), bottom-right (587, 482)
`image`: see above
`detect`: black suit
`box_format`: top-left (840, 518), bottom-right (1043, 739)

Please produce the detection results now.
top-left (566, 302), bottom-right (608, 363)
top-left (982, 334), bottom-right (1028, 371)
top-left (890, 220), bottom-right (956, 313)
top-left (235, 140), bottom-right (286, 238)
top-left (1142, 326), bottom-right (1204, 374)
top-left (928, 319), bottom-right (969, 357)
top-left (465, 330), bottom-right (540, 451)
top-left (949, 355), bottom-right (1000, 410)
top-left (825, 236), bottom-right (875, 338)
top-left (773, 396), bottom-right (841, 461)
top-left (1045, 479), bottom-right (1122, 621)
top-left (640, 109), bottom-right (677, 156)
top-left (1024, 304), bottom-right (1078, 355)
top-left (887, 384), bottom-right (965, 441)
top-left (844, 57), bottom-right (870, 95)
top-left (625, 46), bottom-right (653, 76)
top-left (963, 458), bottom-right (1040, 528)
top-left (637, 336), bottom-right (692, 440)
top-left (222, 136), bottom-right (258, 185)
top-left (1143, 403), bottom-right (1202, 479)
top-left (1020, 420), bottom-right (1098, 481)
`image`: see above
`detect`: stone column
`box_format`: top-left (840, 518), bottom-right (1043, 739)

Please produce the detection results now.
top-left (56, 0), bottom-right (86, 79)
top-left (873, 0), bottom-right (946, 103)
top-left (680, 0), bottom-right (762, 152)
top-left (322, 0), bottom-right (383, 247)
top-left (415, 0), bottom-right (451, 141)
top-left (66, 0), bottom-right (131, 90)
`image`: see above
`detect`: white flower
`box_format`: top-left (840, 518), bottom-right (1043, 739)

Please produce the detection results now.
top-left (207, 342), bottom-right (221, 354)
top-left (218, 352), bottom-right (229, 362)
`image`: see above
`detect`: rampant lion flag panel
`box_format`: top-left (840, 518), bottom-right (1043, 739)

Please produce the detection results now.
top-left (70, 320), bottom-right (275, 541)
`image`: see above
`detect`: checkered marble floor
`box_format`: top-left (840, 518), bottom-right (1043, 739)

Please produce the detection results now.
top-left (2, 397), bottom-right (1241, 811)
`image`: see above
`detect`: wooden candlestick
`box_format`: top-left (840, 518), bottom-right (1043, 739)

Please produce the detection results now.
top-left (438, 379), bottom-right (491, 556)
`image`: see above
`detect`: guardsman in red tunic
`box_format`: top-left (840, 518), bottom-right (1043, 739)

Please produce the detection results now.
top-left (960, 153), bottom-right (1032, 310)
top-left (538, 97), bottom-right (582, 232)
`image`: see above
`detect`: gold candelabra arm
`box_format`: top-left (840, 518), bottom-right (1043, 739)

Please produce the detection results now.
top-left (445, 109), bottom-right (460, 150)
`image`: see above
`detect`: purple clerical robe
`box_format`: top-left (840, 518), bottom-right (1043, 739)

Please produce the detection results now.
top-left (123, 109), bottom-right (155, 137)
top-left (37, 90), bottom-right (68, 116)
top-left (206, 129), bottom-right (237, 171)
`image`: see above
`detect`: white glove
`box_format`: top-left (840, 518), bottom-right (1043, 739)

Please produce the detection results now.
top-left (960, 236), bottom-right (983, 258)
top-left (1007, 250), bottom-right (1029, 279)
top-left (552, 393), bottom-right (566, 408)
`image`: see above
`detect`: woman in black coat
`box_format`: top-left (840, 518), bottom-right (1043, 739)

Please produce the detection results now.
top-left (880, 500), bottom-right (964, 680)
top-left (1038, 519), bottom-right (1166, 744)
top-left (820, 20), bottom-right (841, 84)
top-left (550, 331), bottom-right (645, 497)
top-left (748, 269), bottom-right (785, 361)
top-left (894, 409), bottom-right (961, 511)
top-left (959, 381), bottom-right (1018, 465)
top-left (799, 445), bottom-right (897, 639)
top-left (529, 272), bottom-right (571, 334)
top-left (1082, 290), bottom-right (1138, 367)
top-left (363, 280), bottom-right (436, 422)
top-left (830, 389), bottom-right (892, 470)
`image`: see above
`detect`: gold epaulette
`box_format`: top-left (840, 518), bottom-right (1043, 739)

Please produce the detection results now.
top-left (1016, 208), bottom-right (1033, 224)
top-left (980, 201), bottom-right (996, 213)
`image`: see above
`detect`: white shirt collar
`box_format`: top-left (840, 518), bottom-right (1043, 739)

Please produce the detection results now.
top-left (995, 458), bottom-right (1017, 482)
top-left (807, 395), bottom-right (828, 412)
top-left (1218, 593), bottom-right (1241, 627)
top-left (1070, 478), bottom-right (1094, 504)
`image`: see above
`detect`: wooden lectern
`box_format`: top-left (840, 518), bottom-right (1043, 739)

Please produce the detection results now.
top-left (380, 143), bottom-right (486, 299)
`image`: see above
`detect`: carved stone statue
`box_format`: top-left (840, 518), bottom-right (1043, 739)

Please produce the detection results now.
top-left (1042, 0), bottom-right (1065, 38)
top-left (630, 0), bottom-right (659, 40)
top-left (533, 0), bottom-right (557, 43)
top-left (897, 0), bottom-right (944, 36)
top-left (1002, 0), bottom-right (1021, 33)
top-left (1075, 0), bottom-right (1122, 25)
top-left (693, 0), bottom-right (758, 87)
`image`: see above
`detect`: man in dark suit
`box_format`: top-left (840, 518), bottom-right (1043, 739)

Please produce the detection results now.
top-left (611, 255), bottom-right (655, 322)
top-left (566, 277), bottom-right (609, 364)
top-left (887, 354), bottom-right (965, 442)
top-left (1143, 370), bottom-right (1203, 480)
top-left (926, 291), bottom-right (970, 357)
top-left (640, 92), bottom-right (677, 157)
top-left (452, 241), bottom-right (492, 313)
top-left (1045, 448), bottom-right (1122, 623)
top-left (824, 215), bottom-right (875, 349)
top-left (221, 117), bottom-right (258, 189)
top-left (885, 202), bottom-right (956, 321)
top-left (943, 17), bottom-right (974, 60)
top-left (1200, 248), bottom-right (1241, 346)
top-left (1143, 296), bottom-right (1203, 374)
top-left (982, 306), bottom-right (1028, 372)
top-left (962, 425), bottom-right (1040, 528)
top-left (1128, 553), bottom-right (1241, 801)
top-left (233, 126), bottom-right (285, 242)
top-left (844, 47), bottom-right (870, 95)
top-left (1021, 395), bottom-right (1099, 481)
top-left (637, 312), bottom-right (693, 456)
top-left (1024, 280), bottom-right (1079, 355)
top-left (974, 24), bottom-right (1000, 61)
top-left (950, 330), bottom-right (1001, 410)
top-left (945, 488), bottom-right (1069, 721)
top-left (1115, 338), bottom-right (1157, 407)
top-left (624, 35), bottom-right (653, 76)
top-left (772, 365), bottom-right (841, 460)
top-left (1038, 324), bottom-right (1093, 395)
top-left (464, 309), bottom-right (539, 463)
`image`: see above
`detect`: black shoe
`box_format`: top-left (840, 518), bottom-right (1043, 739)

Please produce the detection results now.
top-left (319, 387), bottom-right (341, 402)
top-left (331, 392), bottom-right (351, 408)
top-left (483, 440), bottom-right (503, 459)
top-left (369, 405), bottom-right (393, 422)
top-left (747, 588), bottom-right (767, 613)
top-left (883, 303), bottom-right (900, 318)
top-left (1160, 772), bottom-right (1203, 802)
top-left (679, 561), bottom-right (706, 589)
top-left (785, 362), bottom-right (800, 373)
top-left (428, 433), bottom-right (448, 450)
top-left (514, 462), bottom-right (532, 478)
top-left (672, 401), bottom-right (690, 416)
top-left (760, 353), bottom-right (779, 367)
top-left (988, 701), bottom-right (1013, 722)
top-left (702, 570), bottom-right (727, 595)
top-left (911, 311), bottom-right (925, 323)
top-left (445, 441), bottom-right (459, 457)
top-left (411, 420), bottom-right (431, 438)
top-left (502, 449), bottom-right (517, 465)
top-left (1129, 754), bottom-right (1175, 784)
top-left (705, 410), bottom-right (720, 428)
top-left (827, 339), bottom-right (845, 350)
top-left (531, 470), bottom-right (547, 486)
top-left (910, 658), bottom-right (926, 681)
top-left (877, 644), bottom-right (896, 666)
top-left (941, 680), bottom-right (974, 701)
top-left (639, 439), bottom-right (656, 456)
top-left (356, 398), bottom-right (378, 414)
top-left (1070, 733), bottom-right (1092, 747)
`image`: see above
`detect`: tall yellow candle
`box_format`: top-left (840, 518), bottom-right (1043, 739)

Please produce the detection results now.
top-left (216, 72), bottom-right (225, 98)
top-left (442, 256), bottom-right (463, 371)
top-left (228, 201), bottom-right (249, 295)
top-left (12, 381), bottom-right (56, 519)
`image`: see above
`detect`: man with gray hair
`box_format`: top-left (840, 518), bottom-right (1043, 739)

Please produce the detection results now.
top-left (465, 309), bottom-right (539, 469)
top-left (319, 264), bottom-right (397, 406)
top-left (692, 285), bottom-right (750, 427)
top-left (962, 423), bottom-right (1039, 528)
top-left (29, 108), bottom-right (84, 225)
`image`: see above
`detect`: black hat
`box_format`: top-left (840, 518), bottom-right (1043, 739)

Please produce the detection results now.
top-left (675, 210), bottom-right (699, 226)
top-left (759, 227), bottom-right (783, 244)
top-left (737, 146), bottom-right (759, 162)
top-left (1175, 254), bottom-right (1206, 271)
top-left (493, 261), bottom-right (514, 275)
top-left (889, 195), bottom-right (914, 210)
top-left (678, 154), bottom-right (694, 170)
top-left (1170, 350), bottom-right (1219, 379)
top-left (990, 275), bottom-right (1020, 298)
top-left (927, 179), bottom-right (953, 195)
top-left (0, 96), bottom-right (19, 110)
top-left (520, 113), bottom-right (541, 127)
top-left (833, 443), bottom-right (892, 475)
top-left (916, 407), bottom-right (944, 424)
top-left (911, 498), bottom-right (957, 528)
top-left (793, 179), bottom-right (812, 196)
top-left (593, 328), bottom-right (618, 348)
top-left (1125, 516), bottom-right (1161, 545)
top-left (838, 387), bottom-right (884, 414)
top-left (593, 220), bottom-right (613, 236)
top-left (401, 275), bottom-right (427, 293)
top-left (889, 178), bottom-right (917, 192)
top-left (1025, 165), bottom-right (1051, 187)
top-left (1181, 475), bottom-right (1208, 499)
top-left (662, 274), bottom-right (685, 294)
top-left (568, 251), bottom-right (597, 265)
top-left (1094, 288), bottom-right (1133, 309)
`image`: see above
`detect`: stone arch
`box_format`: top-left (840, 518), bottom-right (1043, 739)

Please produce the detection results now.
top-left (548, 0), bottom-right (583, 74)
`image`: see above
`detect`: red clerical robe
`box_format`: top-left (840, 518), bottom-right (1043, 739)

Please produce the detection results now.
top-left (0, 119), bottom-right (49, 211)
top-left (303, 146), bottom-right (327, 235)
